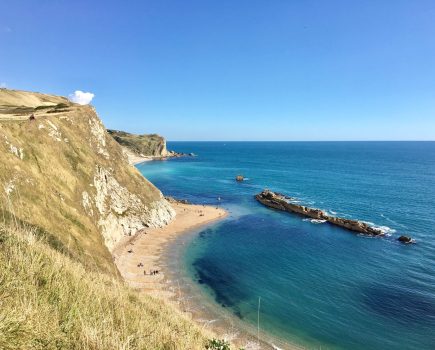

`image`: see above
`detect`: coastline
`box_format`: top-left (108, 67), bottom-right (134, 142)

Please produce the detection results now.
top-left (113, 200), bottom-right (304, 350)
top-left (122, 146), bottom-right (191, 165)
top-left (161, 227), bottom-right (307, 350)
top-left (112, 202), bottom-right (227, 299)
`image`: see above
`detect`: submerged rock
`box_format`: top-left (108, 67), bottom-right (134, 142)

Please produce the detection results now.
top-left (398, 235), bottom-right (413, 244)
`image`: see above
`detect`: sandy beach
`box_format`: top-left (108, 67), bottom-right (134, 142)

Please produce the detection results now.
top-left (122, 146), bottom-right (189, 165)
top-left (122, 146), bottom-right (161, 165)
top-left (113, 202), bottom-right (227, 299)
top-left (112, 199), bottom-right (300, 349)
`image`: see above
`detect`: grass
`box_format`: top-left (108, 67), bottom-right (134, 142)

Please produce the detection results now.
top-left (0, 222), bottom-right (213, 350)
top-left (0, 89), bottom-right (243, 350)
top-left (0, 93), bottom-right (163, 275)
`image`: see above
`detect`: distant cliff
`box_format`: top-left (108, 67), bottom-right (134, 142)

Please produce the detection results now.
top-left (108, 130), bottom-right (170, 157)
top-left (0, 89), bottom-right (175, 274)
top-left (108, 129), bottom-right (189, 164)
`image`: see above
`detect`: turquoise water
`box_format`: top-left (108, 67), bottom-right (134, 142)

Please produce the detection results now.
top-left (137, 142), bottom-right (435, 350)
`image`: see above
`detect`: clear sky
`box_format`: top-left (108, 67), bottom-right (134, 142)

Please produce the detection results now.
top-left (1, 1), bottom-right (434, 140)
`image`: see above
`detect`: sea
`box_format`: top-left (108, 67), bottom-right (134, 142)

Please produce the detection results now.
top-left (137, 141), bottom-right (435, 350)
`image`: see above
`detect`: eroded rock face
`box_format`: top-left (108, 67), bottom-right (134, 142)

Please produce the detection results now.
top-left (93, 165), bottom-right (175, 250)
top-left (255, 190), bottom-right (384, 236)
top-left (82, 191), bottom-right (94, 217)
top-left (89, 116), bottom-right (110, 159)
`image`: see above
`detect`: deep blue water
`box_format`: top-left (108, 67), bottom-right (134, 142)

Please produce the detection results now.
top-left (137, 142), bottom-right (435, 350)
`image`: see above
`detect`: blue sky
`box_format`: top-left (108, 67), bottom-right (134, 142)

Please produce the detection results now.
top-left (1, 0), bottom-right (434, 140)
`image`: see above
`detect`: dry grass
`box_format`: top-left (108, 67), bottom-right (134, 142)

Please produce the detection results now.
top-left (0, 89), bottom-right (163, 275)
top-left (0, 222), bottom-right (212, 350)
top-left (0, 89), bottom-right (240, 350)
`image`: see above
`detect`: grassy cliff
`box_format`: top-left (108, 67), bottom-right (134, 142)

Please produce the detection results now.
top-left (0, 89), bottom-right (175, 275)
top-left (0, 89), bottom-right (240, 350)
top-left (0, 223), bottom-right (211, 350)
top-left (107, 130), bottom-right (170, 157)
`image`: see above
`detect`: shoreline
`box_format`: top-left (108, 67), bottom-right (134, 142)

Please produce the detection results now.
top-left (113, 200), bottom-right (304, 350)
top-left (113, 202), bottom-right (227, 300)
top-left (122, 146), bottom-right (192, 165)
top-left (112, 202), bottom-right (272, 349)
top-left (161, 227), bottom-right (307, 350)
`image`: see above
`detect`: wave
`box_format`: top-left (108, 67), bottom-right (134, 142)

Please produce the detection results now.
top-left (380, 213), bottom-right (408, 229)
top-left (197, 318), bottom-right (218, 324)
top-left (373, 225), bottom-right (396, 236)
top-left (362, 220), bottom-right (375, 226)
top-left (303, 218), bottom-right (327, 224)
top-left (360, 221), bottom-right (397, 236)
top-left (302, 216), bottom-right (396, 234)
top-left (272, 345), bottom-right (284, 350)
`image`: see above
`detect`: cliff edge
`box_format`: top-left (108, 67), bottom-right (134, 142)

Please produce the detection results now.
top-left (0, 89), bottom-right (175, 274)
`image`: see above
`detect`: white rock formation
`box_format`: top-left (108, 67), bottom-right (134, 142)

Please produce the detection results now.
top-left (82, 191), bottom-right (94, 217)
top-left (9, 144), bottom-right (24, 159)
top-left (92, 165), bottom-right (175, 251)
top-left (47, 120), bottom-right (62, 141)
top-left (4, 180), bottom-right (15, 195)
top-left (89, 116), bottom-right (110, 159)
top-left (4, 136), bottom-right (24, 159)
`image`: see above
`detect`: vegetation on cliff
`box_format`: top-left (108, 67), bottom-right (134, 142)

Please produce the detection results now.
top-left (108, 129), bottom-right (170, 157)
top-left (0, 89), bottom-right (241, 349)
top-left (0, 89), bottom-right (174, 274)
top-left (0, 223), bottom-right (211, 350)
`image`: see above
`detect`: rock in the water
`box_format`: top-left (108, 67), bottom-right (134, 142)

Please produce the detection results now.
top-left (236, 175), bottom-right (244, 182)
top-left (255, 190), bottom-right (385, 236)
top-left (398, 235), bottom-right (413, 244)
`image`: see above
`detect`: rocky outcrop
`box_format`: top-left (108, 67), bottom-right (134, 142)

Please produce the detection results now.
top-left (93, 165), bottom-right (174, 250)
top-left (255, 190), bottom-right (384, 236)
top-left (398, 235), bottom-right (414, 244)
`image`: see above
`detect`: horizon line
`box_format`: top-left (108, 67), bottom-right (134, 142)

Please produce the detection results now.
top-left (167, 140), bottom-right (435, 142)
